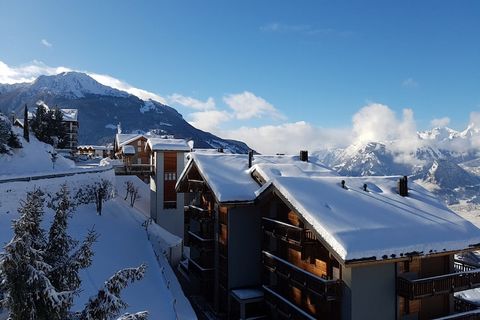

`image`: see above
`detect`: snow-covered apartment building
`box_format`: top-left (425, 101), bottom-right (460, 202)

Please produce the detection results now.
top-left (166, 151), bottom-right (480, 320)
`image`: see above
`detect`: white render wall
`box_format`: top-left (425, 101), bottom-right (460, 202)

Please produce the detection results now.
top-left (150, 151), bottom-right (185, 239)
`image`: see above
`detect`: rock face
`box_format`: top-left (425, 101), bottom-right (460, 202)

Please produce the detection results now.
top-left (0, 72), bottom-right (250, 152)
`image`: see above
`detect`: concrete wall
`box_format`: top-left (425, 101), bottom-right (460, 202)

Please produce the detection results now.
top-left (150, 151), bottom-right (185, 239)
top-left (227, 206), bottom-right (262, 289)
top-left (342, 263), bottom-right (396, 320)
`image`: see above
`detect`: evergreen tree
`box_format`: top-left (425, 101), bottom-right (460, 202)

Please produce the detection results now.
top-left (7, 130), bottom-right (22, 149)
top-left (0, 189), bottom-right (72, 320)
top-left (80, 264), bottom-right (147, 320)
top-left (116, 312), bottom-right (149, 320)
top-left (0, 114), bottom-right (10, 153)
top-left (23, 104), bottom-right (29, 142)
top-left (51, 108), bottom-right (67, 148)
top-left (31, 104), bottom-right (50, 144)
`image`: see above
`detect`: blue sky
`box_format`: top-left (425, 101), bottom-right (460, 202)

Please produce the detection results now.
top-left (1, 0), bottom-right (480, 152)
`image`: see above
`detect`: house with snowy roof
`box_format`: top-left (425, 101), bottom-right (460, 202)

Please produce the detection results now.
top-left (175, 150), bottom-right (480, 320)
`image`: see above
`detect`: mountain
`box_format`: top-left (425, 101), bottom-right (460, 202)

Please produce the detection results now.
top-left (316, 127), bottom-right (480, 205)
top-left (0, 72), bottom-right (250, 152)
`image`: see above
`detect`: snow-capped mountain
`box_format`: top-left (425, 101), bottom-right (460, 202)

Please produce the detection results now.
top-left (316, 127), bottom-right (480, 205)
top-left (0, 72), bottom-right (250, 152)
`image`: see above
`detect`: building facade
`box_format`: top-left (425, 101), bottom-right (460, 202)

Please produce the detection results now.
top-left (176, 151), bottom-right (480, 320)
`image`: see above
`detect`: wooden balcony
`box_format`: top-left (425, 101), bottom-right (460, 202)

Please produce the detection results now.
top-left (263, 285), bottom-right (317, 320)
top-left (262, 251), bottom-right (342, 302)
top-left (262, 217), bottom-right (316, 247)
top-left (188, 230), bottom-right (214, 250)
top-left (189, 205), bottom-right (213, 221)
top-left (397, 261), bottom-right (480, 300)
top-left (188, 257), bottom-right (214, 277)
top-left (114, 164), bottom-right (154, 175)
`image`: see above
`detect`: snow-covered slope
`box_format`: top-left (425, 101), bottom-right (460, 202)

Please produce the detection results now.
top-left (0, 171), bottom-right (196, 319)
top-left (0, 127), bottom-right (75, 178)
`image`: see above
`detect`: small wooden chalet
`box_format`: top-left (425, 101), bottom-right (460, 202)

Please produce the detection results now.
top-left (176, 151), bottom-right (480, 320)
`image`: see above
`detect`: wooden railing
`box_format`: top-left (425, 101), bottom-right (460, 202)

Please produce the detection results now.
top-left (397, 269), bottom-right (480, 300)
top-left (114, 164), bottom-right (154, 175)
top-left (454, 259), bottom-right (480, 272)
top-left (262, 251), bottom-right (342, 301)
top-left (262, 217), bottom-right (316, 247)
top-left (454, 296), bottom-right (479, 313)
top-left (263, 285), bottom-right (316, 320)
top-left (189, 205), bottom-right (213, 221)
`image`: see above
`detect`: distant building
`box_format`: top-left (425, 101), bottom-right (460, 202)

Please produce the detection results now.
top-left (176, 151), bottom-right (480, 319)
top-left (77, 145), bottom-right (113, 158)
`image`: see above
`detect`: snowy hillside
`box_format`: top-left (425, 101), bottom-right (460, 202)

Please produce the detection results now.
top-left (0, 127), bottom-right (75, 178)
top-left (0, 171), bottom-right (196, 319)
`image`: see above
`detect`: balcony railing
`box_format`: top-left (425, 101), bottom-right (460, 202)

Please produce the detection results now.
top-left (188, 230), bottom-right (214, 248)
top-left (188, 257), bottom-right (214, 277)
top-left (189, 205), bottom-right (213, 221)
top-left (114, 164), bottom-right (154, 175)
top-left (397, 268), bottom-right (480, 300)
top-left (262, 217), bottom-right (316, 247)
top-left (454, 259), bottom-right (480, 272)
top-left (263, 285), bottom-right (316, 320)
top-left (262, 251), bottom-right (342, 302)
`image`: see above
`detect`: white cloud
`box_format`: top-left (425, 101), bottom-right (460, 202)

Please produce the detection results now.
top-left (0, 60), bottom-right (70, 84)
top-left (188, 110), bottom-right (232, 133)
top-left (41, 39), bottom-right (52, 48)
top-left (430, 117), bottom-right (451, 127)
top-left (223, 91), bottom-right (285, 120)
top-left (260, 23), bottom-right (353, 37)
top-left (221, 121), bottom-right (351, 154)
top-left (402, 78), bottom-right (419, 88)
top-left (167, 93), bottom-right (215, 111)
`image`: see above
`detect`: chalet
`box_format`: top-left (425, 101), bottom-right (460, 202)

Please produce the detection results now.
top-left (175, 151), bottom-right (480, 320)
top-left (113, 132), bottom-right (153, 181)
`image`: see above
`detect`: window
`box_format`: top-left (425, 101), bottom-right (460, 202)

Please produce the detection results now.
top-left (164, 172), bottom-right (176, 181)
top-left (137, 158), bottom-right (142, 164)
top-left (137, 146), bottom-right (142, 152)
top-left (137, 140), bottom-right (142, 146)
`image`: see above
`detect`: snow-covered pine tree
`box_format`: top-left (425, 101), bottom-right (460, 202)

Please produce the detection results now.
top-left (43, 185), bottom-right (98, 320)
top-left (0, 189), bottom-right (73, 320)
top-left (80, 264), bottom-right (147, 320)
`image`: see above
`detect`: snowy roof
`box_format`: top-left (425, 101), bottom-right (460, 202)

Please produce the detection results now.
top-left (146, 138), bottom-right (190, 152)
top-left (262, 176), bottom-right (480, 262)
top-left (116, 134), bottom-right (145, 147)
top-left (122, 145), bottom-right (136, 155)
top-left (61, 108), bottom-right (78, 122)
top-left (77, 145), bottom-right (112, 150)
top-left (177, 152), bottom-right (335, 203)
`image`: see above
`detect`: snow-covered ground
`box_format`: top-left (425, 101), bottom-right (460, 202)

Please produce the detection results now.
top-left (0, 171), bottom-right (195, 319)
top-left (0, 128), bottom-right (78, 179)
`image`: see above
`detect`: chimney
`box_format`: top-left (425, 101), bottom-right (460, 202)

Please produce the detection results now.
top-left (300, 150), bottom-right (308, 162)
top-left (248, 150), bottom-right (254, 168)
top-left (11, 111), bottom-right (15, 124)
top-left (117, 122), bottom-right (122, 134)
top-left (217, 148), bottom-right (224, 153)
top-left (363, 183), bottom-right (368, 192)
top-left (341, 180), bottom-right (346, 189)
top-left (398, 176), bottom-right (408, 196)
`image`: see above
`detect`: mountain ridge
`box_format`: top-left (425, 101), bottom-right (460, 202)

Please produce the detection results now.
top-left (0, 72), bottom-right (250, 153)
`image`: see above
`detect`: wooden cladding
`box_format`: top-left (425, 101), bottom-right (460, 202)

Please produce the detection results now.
top-left (163, 152), bottom-right (177, 208)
